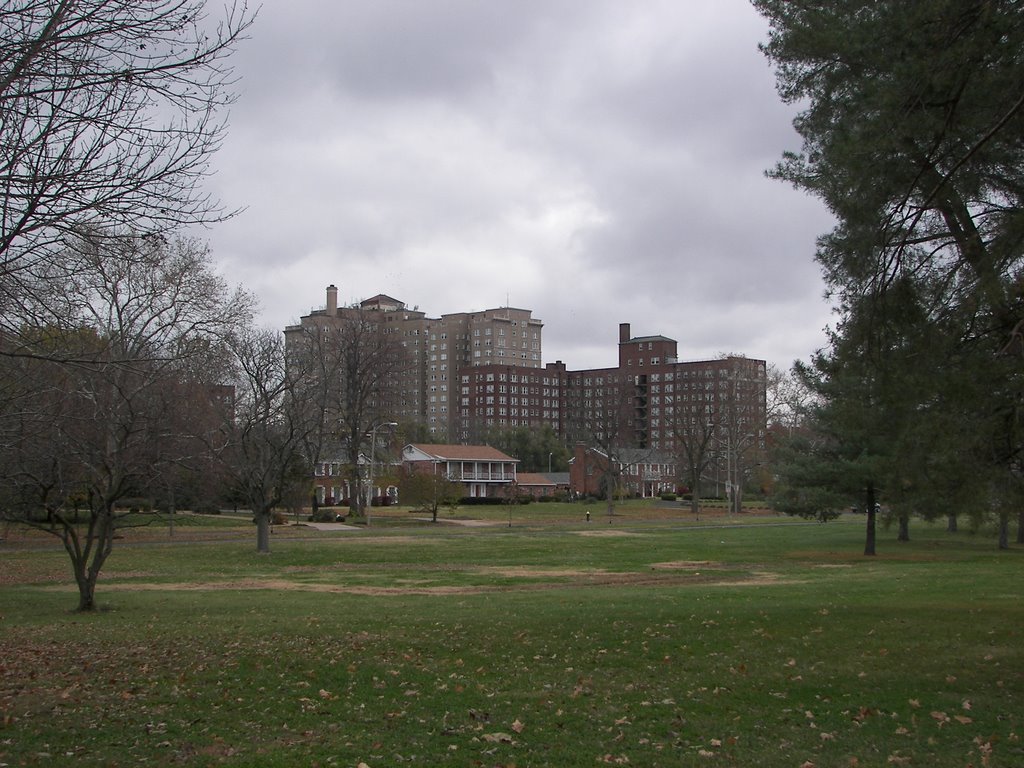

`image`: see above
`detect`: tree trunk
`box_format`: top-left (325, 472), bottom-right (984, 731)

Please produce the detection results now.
top-left (76, 574), bottom-right (98, 612)
top-left (947, 513), bottom-right (958, 533)
top-left (68, 507), bottom-right (116, 612)
top-left (897, 513), bottom-right (910, 542)
top-left (864, 485), bottom-right (877, 556)
top-left (1017, 509), bottom-right (1023, 544)
top-left (998, 512), bottom-right (1009, 550)
top-left (256, 510), bottom-right (271, 553)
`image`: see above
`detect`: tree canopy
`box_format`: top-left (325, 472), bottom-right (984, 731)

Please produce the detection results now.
top-left (0, 1), bottom-right (256, 332)
top-left (755, 0), bottom-right (1024, 546)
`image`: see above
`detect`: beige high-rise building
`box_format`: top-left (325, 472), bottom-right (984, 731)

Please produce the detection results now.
top-left (285, 286), bottom-right (544, 440)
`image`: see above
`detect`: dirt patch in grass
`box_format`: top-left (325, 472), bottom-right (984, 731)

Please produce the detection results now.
top-left (474, 565), bottom-right (610, 578)
top-left (728, 570), bottom-right (794, 586)
top-left (650, 560), bottom-right (724, 570)
top-left (575, 529), bottom-right (645, 537)
top-left (65, 564), bottom-right (792, 596)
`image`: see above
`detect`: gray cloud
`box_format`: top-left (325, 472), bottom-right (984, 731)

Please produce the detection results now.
top-left (207, 0), bottom-right (834, 371)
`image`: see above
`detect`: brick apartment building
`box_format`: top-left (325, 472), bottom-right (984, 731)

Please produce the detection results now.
top-left (286, 286), bottom-right (766, 490)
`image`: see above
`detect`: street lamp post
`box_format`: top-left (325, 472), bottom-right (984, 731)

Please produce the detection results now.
top-left (365, 421), bottom-right (398, 527)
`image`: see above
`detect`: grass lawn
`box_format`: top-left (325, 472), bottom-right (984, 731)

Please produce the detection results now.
top-left (1, 510), bottom-right (1021, 767)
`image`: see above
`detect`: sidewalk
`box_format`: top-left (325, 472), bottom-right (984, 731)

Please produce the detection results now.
top-left (297, 521), bottom-right (362, 531)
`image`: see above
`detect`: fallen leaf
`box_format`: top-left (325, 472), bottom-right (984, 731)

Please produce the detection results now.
top-left (511, 718), bottom-right (525, 733)
top-left (483, 732), bottom-right (514, 744)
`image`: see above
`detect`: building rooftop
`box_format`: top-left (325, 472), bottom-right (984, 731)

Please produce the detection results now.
top-left (404, 444), bottom-right (519, 462)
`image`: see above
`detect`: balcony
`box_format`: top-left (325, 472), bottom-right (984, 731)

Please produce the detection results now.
top-left (455, 469), bottom-right (515, 482)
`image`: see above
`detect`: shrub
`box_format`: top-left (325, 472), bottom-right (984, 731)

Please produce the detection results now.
top-left (660, 492), bottom-right (677, 501)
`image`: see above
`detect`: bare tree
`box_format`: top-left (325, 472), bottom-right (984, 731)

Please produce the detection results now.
top-left (290, 308), bottom-right (407, 519)
top-left (766, 363), bottom-right (816, 436)
top-left (0, 233), bottom-right (249, 610)
top-left (399, 466), bottom-right (461, 523)
top-left (0, 1), bottom-right (256, 333)
top-left (220, 327), bottom-right (317, 554)
top-left (566, 372), bottom-right (641, 516)
top-left (665, 409), bottom-right (718, 517)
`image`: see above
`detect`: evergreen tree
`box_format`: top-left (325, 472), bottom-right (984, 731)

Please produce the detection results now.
top-left (755, 0), bottom-right (1024, 545)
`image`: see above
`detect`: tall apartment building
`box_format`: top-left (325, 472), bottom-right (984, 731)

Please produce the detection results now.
top-left (285, 285), bottom-right (544, 440)
top-left (456, 361), bottom-right (567, 442)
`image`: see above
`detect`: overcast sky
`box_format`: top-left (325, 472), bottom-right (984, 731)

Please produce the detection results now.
top-left (206, 0), bottom-right (836, 372)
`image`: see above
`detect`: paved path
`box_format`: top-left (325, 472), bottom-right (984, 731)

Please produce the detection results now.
top-left (297, 521), bottom-right (362, 531)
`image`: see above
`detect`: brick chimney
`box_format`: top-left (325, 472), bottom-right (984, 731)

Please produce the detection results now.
top-left (619, 322), bottom-right (631, 344)
top-left (326, 284), bottom-right (338, 317)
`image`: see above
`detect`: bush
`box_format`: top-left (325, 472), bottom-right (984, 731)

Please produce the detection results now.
top-left (459, 496), bottom-right (530, 506)
top-left (459, 497), bottom-right (502, 506)
top-left (660, 492), bottom-right (677, 501)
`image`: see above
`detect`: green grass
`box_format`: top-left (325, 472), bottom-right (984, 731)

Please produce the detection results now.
top-left (1, 515), bottom-right (1022, 767)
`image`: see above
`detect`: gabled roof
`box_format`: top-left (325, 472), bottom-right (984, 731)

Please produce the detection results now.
top-left (516, 472), bottom-right (556, 487)
top-left (403, 444), bottom-right (519, 463)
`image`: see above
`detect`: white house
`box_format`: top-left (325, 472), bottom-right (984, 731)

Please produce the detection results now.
top-left (402, 444), bottom-right (519, 498)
